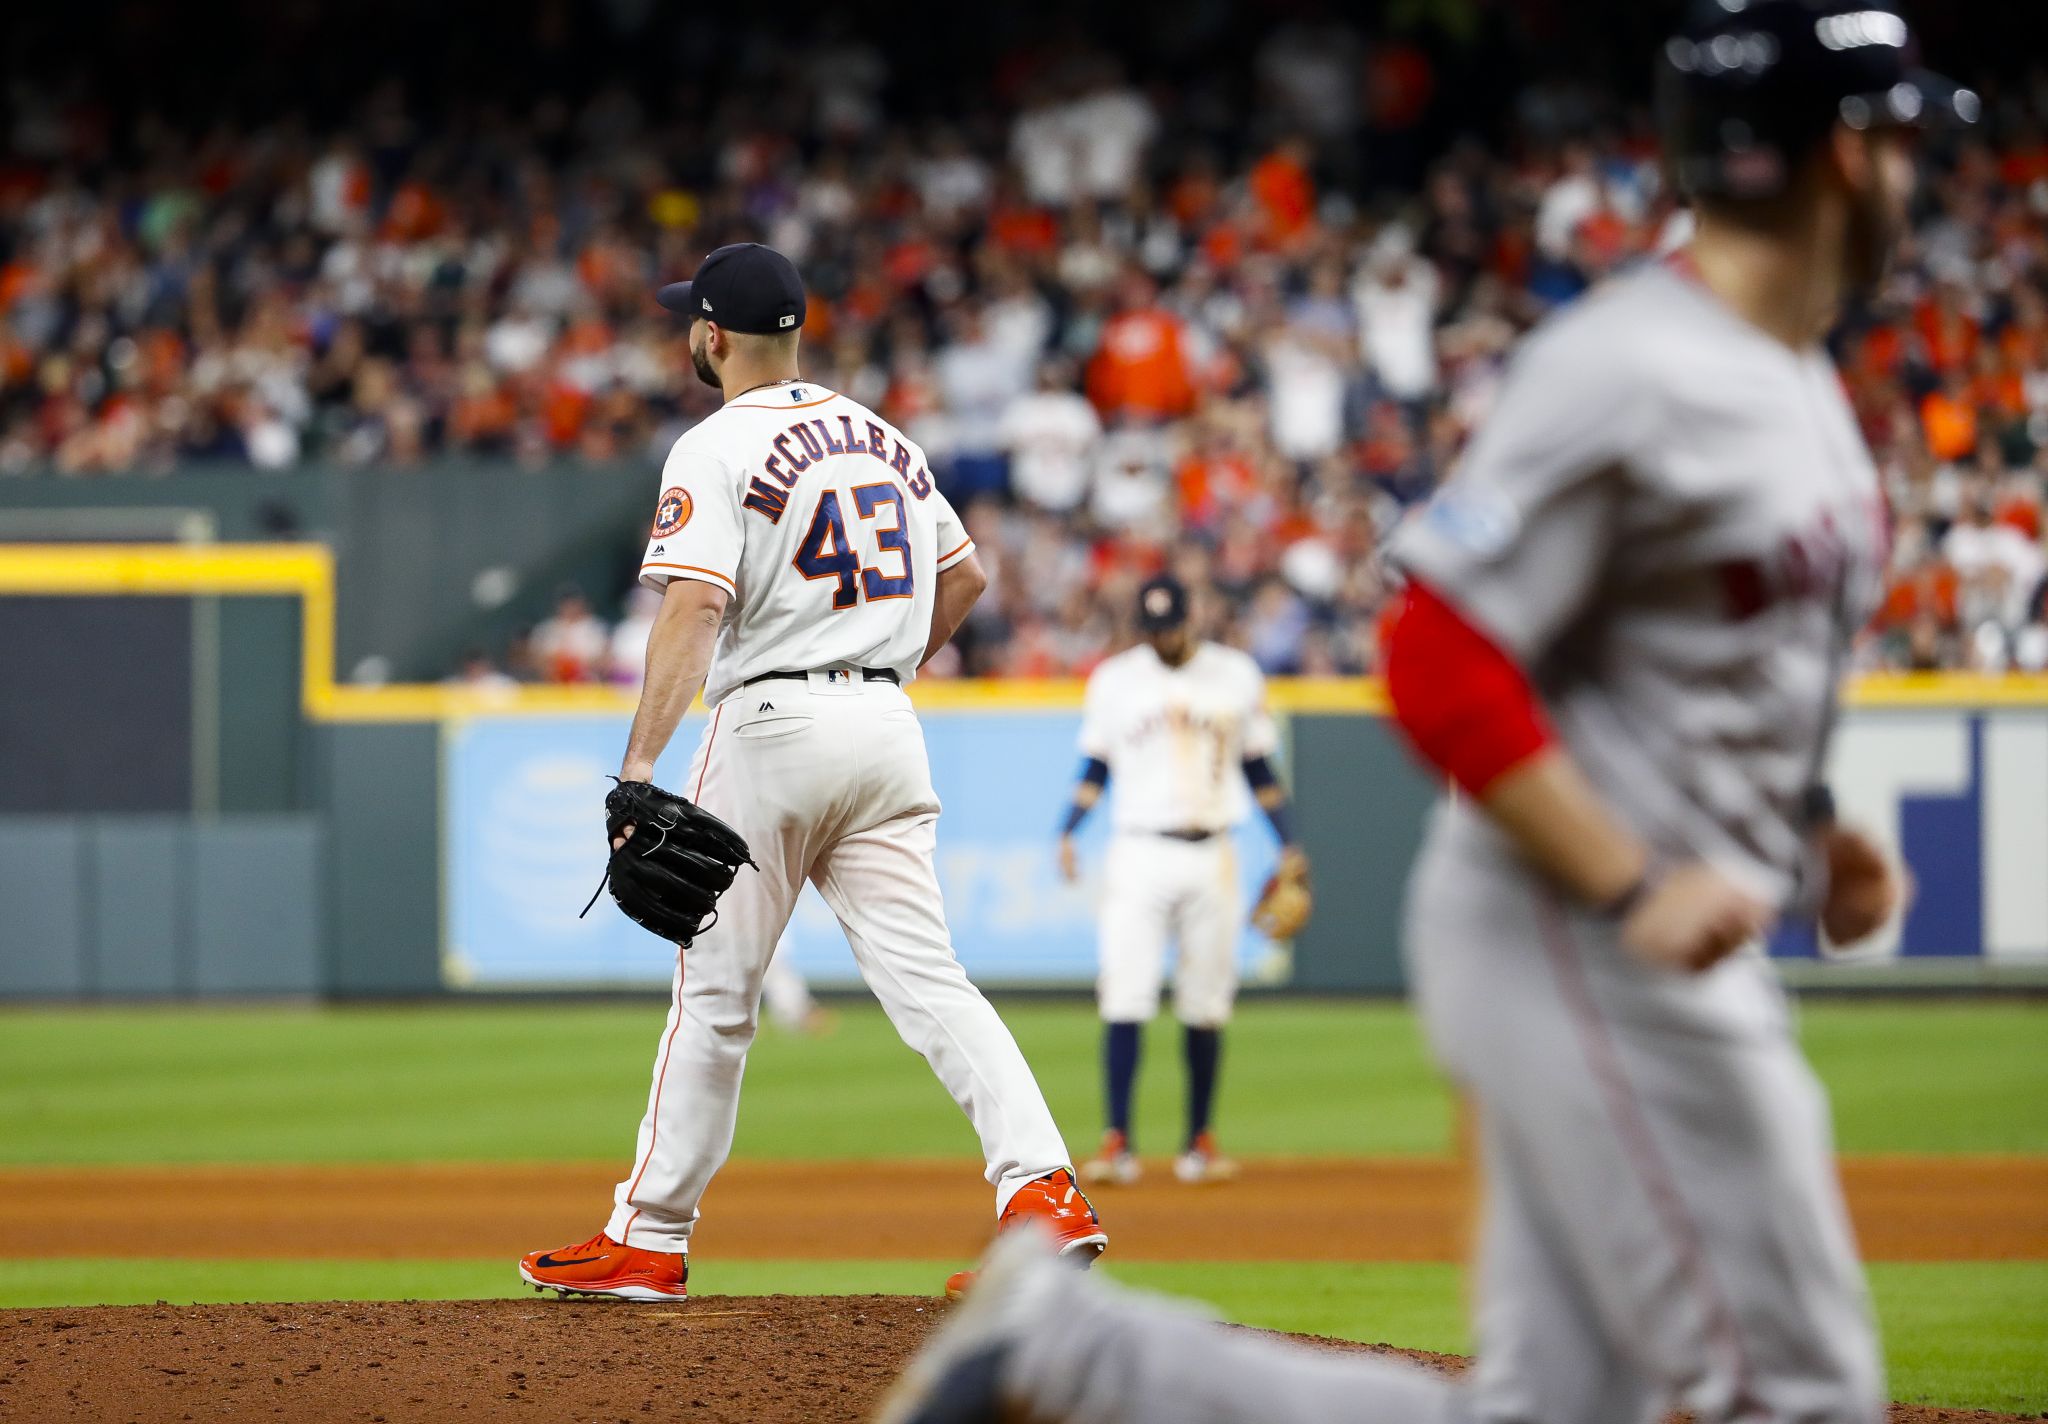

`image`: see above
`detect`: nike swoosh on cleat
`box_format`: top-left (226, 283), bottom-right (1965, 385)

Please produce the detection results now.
top-left (533, 1253), bottom-right (606, 1269)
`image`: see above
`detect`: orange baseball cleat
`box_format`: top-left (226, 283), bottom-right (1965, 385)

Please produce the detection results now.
top-left (945, 1167), bottom-right (1107, 1298)
top-left (1079, 1128), bottom-right (1141, 1186)
top-left (518, 1230), bottom-right (687, 1301)
top-left (1002, 1167), bottom-right (1109, 1257)
top-left (1173, 1130), bottom-right (1240, 1185)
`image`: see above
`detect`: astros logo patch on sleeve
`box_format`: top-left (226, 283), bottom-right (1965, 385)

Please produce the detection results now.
top-left (653, 489), bottom-right (694, 537)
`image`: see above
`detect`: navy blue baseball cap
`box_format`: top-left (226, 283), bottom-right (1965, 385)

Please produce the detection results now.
top-left (656, 243), bottom-right (807, 334)
top-left (1136, 575), bottom-right (1190, 632)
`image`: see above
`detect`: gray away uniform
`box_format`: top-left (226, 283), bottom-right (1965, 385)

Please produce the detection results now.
top-left (987, 262), bottom-right (1888, 1424)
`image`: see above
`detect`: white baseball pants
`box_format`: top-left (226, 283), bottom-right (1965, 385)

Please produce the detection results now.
top-left (1096, 833), bottom-right (1240, 1025)
top-left (606, 673), bottom-right (1073, 1253)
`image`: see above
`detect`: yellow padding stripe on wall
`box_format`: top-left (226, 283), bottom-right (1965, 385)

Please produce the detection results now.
top-left (0, 543), bottom-right (2043, 721)
top-left (0, 543), bottom-right (338, 718)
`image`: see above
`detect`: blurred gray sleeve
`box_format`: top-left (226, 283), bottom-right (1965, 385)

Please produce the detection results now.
top-left (1388, 313), bottom-right (1654, 664)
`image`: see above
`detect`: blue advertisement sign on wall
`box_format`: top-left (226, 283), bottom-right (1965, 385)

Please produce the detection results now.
top-left (444, 703), bottom-right (2048, 989)
top-left (444, 710), bottom-right (1289, 989)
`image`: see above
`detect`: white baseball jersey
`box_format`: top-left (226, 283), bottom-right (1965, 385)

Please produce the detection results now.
top-left (1390, 258), bottom-right (1887, 907)
top-left (1079, 642), bottom-right (1277, 834)
top-left (638, 382), bottom-right (974, 706)
top-left (606, 383), bottom-right (1076, 1257)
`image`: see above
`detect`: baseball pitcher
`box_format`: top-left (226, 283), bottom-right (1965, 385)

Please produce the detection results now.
top-left (881, 4), bottom-right (1964, 1420)
top-left (521, 243), bottom-right (1106, 1302)
top-left (1058, 574), bottom-right (1307, 1186)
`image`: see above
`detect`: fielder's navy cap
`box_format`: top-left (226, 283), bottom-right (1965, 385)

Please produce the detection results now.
top-left (1136, 575), bottom-right (1189, 632)
top-left (656, 243), bottom-right (807, 334)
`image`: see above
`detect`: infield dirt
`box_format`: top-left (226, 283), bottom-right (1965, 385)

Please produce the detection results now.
top-left (7, 1158), bottom-right (2041, 1421)
top-left (0, 1296), bottom-right (2030, 1423)
top-left (4, 1156), bottom-right (2043, 1263)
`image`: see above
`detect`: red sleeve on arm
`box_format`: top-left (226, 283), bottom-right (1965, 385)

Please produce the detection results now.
top-left (1380, 580), bottom-right (1556, 797)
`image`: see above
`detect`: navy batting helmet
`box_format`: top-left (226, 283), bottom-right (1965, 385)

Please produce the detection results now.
top-left (1657, 0), bottom-right (1979, 201)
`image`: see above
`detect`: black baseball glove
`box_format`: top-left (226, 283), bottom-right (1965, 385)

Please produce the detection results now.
top-left (578, 778), bottom-right (756, 946)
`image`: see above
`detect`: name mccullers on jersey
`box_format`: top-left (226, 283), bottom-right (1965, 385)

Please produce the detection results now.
top-left (742, 408), bottom-right (936, 524)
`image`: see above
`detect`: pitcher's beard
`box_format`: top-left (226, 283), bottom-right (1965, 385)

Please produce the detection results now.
top-left (691, 344), bottom-right (720, 389)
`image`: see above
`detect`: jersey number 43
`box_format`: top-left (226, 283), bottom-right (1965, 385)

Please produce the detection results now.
top-left (792, 483), bottom-right (913, 610)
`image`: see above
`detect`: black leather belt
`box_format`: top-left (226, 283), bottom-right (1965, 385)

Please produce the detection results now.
top-left (1154, 828), bottom-right (1220, 843)
top-left (741, 666), bottom-right (901, 688)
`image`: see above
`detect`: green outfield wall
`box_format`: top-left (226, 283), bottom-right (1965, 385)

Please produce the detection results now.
top-left (0, 510), bottom-right (2043, 1000)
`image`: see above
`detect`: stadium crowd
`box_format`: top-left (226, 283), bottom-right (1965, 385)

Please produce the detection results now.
top-left (5, 29), bottom-right (2047, 676)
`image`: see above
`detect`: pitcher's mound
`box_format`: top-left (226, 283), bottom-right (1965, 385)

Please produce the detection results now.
top-left (0, 1297), bottom-right (2023, 1423)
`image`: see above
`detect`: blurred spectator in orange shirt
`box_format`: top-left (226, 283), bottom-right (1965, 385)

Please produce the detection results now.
top-left (1086, 273), bottom-right (1195, 421)
top-left (1574, 203), bottom-right (1635, 277)
top-left (1999, 137), bottom-right (2048, 187)
top-left (1920, 369), bottom-right (1979, 462)
top-left (448, 365), bottom-right (518, 452)
top-left (1968, 346), bottom-right (2027, 424)
top-left (1175, 421), bottom-right (1259, 533)
top-left (539, 377), bottom-right (593, 449)
top-left (531, 586), bottom-right (610, 684)
top-left (986, 177), bottom-right (1060, 260)
top-left (1167, 152), bottom-right (1223, 228)
top-left (1849, 319), bottom-right (1908, 383)
top-left (1994, 462), bottom-right (2043, 541)
top-left (380, 180), bottom-right (447, 242)
top-left (1249, 138), bottom-right (1315, 248)
top-left (1914, 279), bottom-right (1980, 374)
top-left (1877, 548), bottom-right (1961, 634)
top-left (2000, 281), bottom-right (2048, 373)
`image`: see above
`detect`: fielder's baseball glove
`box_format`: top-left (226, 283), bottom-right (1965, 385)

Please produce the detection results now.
top-left (1251, 853), bottom-right (1313, 940)
top-left (579, 779), bottom-right (756, 945)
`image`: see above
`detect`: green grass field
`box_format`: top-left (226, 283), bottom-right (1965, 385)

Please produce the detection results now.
top-left (2, 998), bottom-right (2044, 1410)
top-left (4, 999), bottom-right (2044, 1164)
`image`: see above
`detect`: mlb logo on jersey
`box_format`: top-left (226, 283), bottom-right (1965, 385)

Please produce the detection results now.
top-left (824, 668), bottom-right (853, 685)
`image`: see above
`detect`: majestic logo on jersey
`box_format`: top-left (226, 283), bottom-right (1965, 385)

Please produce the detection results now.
top-left (743, 414), bottom-right (936, 524)
top-left (653, 489), bottom-right (693, 537)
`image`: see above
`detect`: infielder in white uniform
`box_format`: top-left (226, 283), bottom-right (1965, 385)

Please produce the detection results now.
top-left (1058, 575), bottom-right (1303, 1186)
top-left (520, 243), bottom-right (1106, 1302)
top-left (882, 4), bottom-right (1962, 1420)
